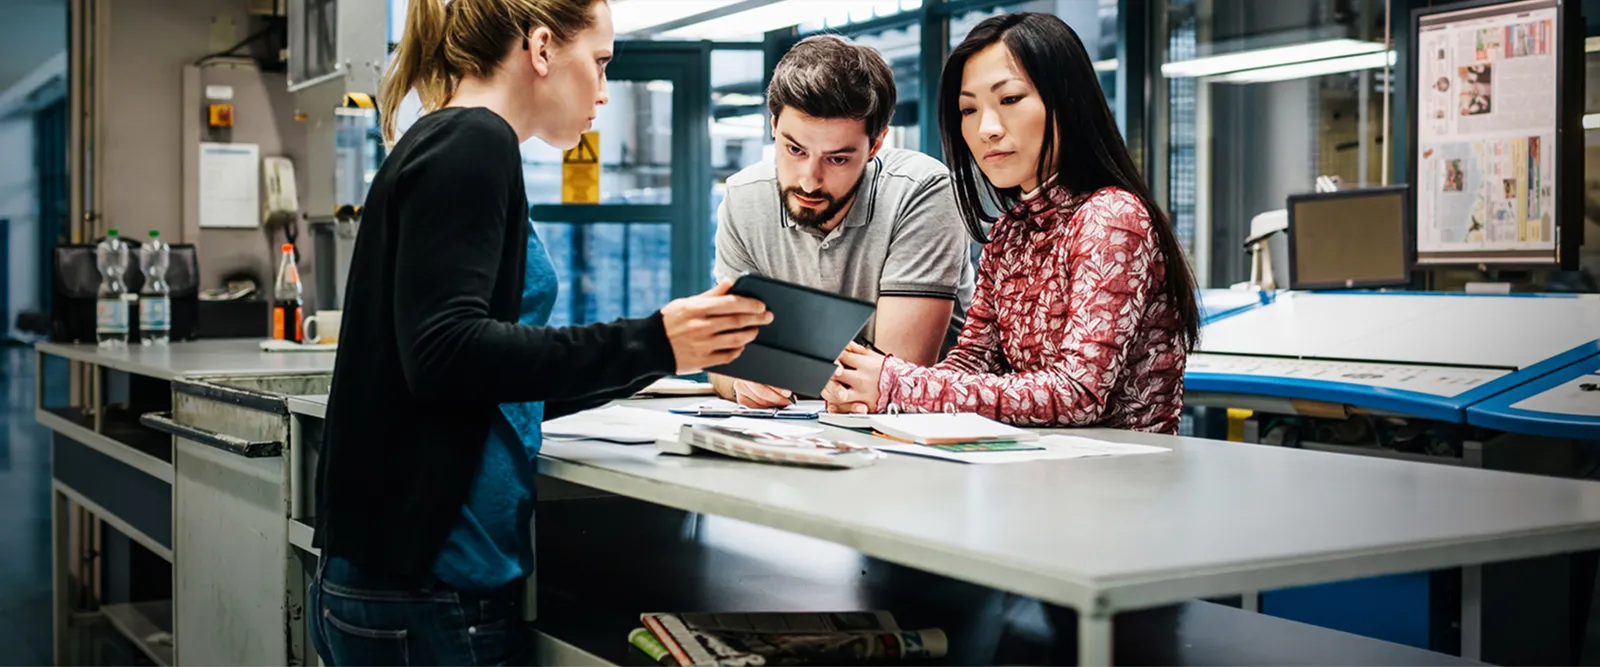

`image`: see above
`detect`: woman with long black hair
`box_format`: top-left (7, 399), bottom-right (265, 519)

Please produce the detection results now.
top-left (825, 12), bottom-right (1200, 433)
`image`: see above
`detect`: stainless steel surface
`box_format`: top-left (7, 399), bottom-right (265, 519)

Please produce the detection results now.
top-left (162, 373), bottom-right (323, 665)
top-left (36, 340), bottom-right (336, 380)
top-left (287, 393), bottom-right (327, 419)
top-left (172, 436), bottom-right (287, 665)
top-left (533, 399), bottom-right (1600, 615)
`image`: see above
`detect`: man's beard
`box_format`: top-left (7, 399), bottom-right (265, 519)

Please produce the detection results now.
top-left (782, 175), bottom-right (865, 231)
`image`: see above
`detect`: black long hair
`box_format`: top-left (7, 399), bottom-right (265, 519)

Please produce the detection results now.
top-left (938, 12), bottom-right (1200, 350)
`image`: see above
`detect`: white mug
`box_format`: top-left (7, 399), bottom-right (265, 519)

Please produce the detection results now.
top-left (302, 310), bottom-right (342, 345)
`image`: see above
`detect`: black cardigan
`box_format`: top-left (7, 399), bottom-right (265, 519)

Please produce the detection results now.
top-left (312, 108), bottom-right (676, 578)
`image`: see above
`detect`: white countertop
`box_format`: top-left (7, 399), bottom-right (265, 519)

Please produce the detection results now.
top-left (36, 340), bottom-right (336, 380)
top-left (287, 395), bottom-right (1600, 616)
top-left (1199, 292), bottom-right (1600, 369)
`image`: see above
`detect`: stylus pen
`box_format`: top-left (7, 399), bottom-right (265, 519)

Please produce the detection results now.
top-left (851, 336), bottom-right (888, 357)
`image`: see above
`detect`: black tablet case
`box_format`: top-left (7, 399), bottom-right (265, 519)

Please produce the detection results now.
top-left (705, 274), bottom-right (876, 396)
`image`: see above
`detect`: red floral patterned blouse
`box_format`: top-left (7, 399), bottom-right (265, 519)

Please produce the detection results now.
top-left (877, 184), bottom-right (1187, 434)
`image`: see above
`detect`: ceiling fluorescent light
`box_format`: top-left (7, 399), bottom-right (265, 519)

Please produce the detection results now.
top-left (1584, 114), bottom-right (1600, 130)
top-left (1092, 58), bottom-right (1119, 73)
top-left (1161, 38), bottom-right (1385, 78)
top-left (660, 0), bottom-right (895, 40)
top-left (1210, 50), bottom-right (1396, 84)
top-left (1587, 36), bottom-right (1600, 52)
top-left (610, 0), bottom-right (746, 36)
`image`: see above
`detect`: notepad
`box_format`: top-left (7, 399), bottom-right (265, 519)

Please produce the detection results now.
top-left (875, 435), bottom-right (1168, 464)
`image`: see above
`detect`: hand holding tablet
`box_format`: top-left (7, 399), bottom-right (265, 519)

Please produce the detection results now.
top-left (704, 273), bottom-right (877, 397)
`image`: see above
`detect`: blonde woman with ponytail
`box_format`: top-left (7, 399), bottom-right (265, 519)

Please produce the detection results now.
top-left (310, 1), bottom-right (770, 663)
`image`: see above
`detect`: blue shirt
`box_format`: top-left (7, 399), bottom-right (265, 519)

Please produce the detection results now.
top-left (432, 223), bottom-right (559, 592)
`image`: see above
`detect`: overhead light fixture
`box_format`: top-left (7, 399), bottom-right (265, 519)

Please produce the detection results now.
top-left (1587, 36), bottom-right (1600, 52)
top-left (1584, 113), bottom-right (1600, 130)
top-left (610, 0), bottom-right (746, 36)
top-left (713, 92), bottom-right (765, 106)
top-left (1092, 58), bottom-right (1119, 73)
top-left (1161, 38), bottom-right (1386, 78)
top-left (1209, 50), bottom-right (1396, 84)
top-left (659, 0), bottom-right (902, 40)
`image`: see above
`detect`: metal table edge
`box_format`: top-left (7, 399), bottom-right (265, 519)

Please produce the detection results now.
top-left (1095, 521), bottom-right (1600, 614)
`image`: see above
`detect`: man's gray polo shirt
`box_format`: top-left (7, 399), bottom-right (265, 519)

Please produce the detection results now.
top-left (712, 147), bottom-right (975, 349)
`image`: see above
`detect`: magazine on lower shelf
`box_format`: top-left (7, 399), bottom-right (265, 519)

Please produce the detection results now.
top-left (639, 611), bottom-right (947, 666)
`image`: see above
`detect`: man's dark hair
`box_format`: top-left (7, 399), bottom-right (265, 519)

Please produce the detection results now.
top-left (767, 35), bottom-right (897, 140)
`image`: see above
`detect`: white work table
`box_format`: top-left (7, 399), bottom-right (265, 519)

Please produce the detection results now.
top-left (288, 394), bottom-right (1600, 664)
top-left (1188, 292), bottom-right (1600, 426)
top-left (1467, 353), bottom-right (1600, 440)
top-left (36, 339), bottom-right (336, 380)
top-left (1198, 292), bottom-right (1600, 369)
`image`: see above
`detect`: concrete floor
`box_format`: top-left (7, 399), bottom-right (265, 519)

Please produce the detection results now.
top-left (0, 346), bottom-right (53, 666)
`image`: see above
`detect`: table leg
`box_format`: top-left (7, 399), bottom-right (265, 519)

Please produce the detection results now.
top-left (52, 488), bottom-right (71, 664)
top-left (1461, 565), bottom-right (1482, 661)
top-left (1078, 613), bottom-right (1112, 666)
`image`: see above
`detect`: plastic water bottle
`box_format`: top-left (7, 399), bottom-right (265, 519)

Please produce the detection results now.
top-left (95, 229), bottom-right (130, 347)
top-left (139, 230), bottom-right (171, 345)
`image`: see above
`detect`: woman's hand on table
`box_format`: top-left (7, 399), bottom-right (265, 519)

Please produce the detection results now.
top-left (822, 343), bottom-right (885, 414)
top-left (661, 281), bottom-right (772, 374)
top-left (733, 380), bottom-right (793, 408)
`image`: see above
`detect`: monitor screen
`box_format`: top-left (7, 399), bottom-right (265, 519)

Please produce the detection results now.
top-left (1410, 0), bottom-right (1581, 267)
top-left (1288, 186), bottom-right (1413, 290)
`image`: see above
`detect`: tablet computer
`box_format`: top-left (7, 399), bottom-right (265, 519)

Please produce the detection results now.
top-left (705, 273), bottom-right (876, 397)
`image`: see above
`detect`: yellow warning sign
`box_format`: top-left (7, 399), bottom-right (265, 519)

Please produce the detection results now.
top-left (562, 131), bottom-right (600, 204)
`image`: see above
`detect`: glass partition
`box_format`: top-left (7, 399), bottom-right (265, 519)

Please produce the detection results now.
top-left (536, 222), bottom-right (673, 327)
top-left (1157, 0), bottom-right (1389, 288)
top-left (523, 80), bottom-right (675, 206)
top-left (949, 0), bottom-right (1120, 117)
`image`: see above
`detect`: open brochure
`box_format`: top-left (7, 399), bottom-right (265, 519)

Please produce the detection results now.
top-left (640, 611), bottom-right (947, 666)
top-left (665, 423), bottom-right (884, 468)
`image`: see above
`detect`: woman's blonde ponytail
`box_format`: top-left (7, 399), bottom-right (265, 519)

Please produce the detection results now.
top-left (377, 0), bottom-right (604, 144)
top-left (379, 0), bottom-right (452, 144)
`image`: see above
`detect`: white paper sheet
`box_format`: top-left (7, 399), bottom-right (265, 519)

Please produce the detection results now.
top-left (543, 406), bottom-right (710, 444)
top-left (635, 377), bottom-right (716, 397)
top-left (199, 142), bottom-right (261, 228)
top-left (874, 435), bottom-right (1169, 465)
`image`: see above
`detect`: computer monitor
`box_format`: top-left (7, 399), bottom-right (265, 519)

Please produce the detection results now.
top-left (1409, 0), bottom-right (1584, 268)
top-left (1286, 186), bottom-right (1414, 290)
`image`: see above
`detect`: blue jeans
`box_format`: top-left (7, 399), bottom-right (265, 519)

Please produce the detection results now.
top-left (309, 557), bottom-right (529, 666)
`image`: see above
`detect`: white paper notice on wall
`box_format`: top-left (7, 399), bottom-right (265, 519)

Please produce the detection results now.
top-left (199, 142), bottom-right (261, 228)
